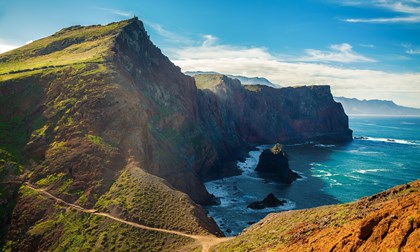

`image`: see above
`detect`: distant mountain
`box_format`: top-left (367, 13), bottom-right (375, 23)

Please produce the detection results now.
top-left (185, 71), bottom-right (279, 88)
top-left (334, 97), bottom-right (420, 116)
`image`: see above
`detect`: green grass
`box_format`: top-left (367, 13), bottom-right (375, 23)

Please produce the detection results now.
top-left (0, 20), bottom-right (132, 75)
top-left (244, 85), bottom-right (263, 92)
top-left (86, 134), bottom-right (103, 145)
top-left (194, 74), bottom-right (225, 90)
top-left (10, 185), bottom-right (195, 252)
top-left (95, 166), bottom-right (211, 235)
top-left (35, 173), bottom-right (65, 187)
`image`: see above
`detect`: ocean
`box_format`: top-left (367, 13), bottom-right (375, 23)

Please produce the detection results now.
top-left (204, 116), bottom-right (420, 236)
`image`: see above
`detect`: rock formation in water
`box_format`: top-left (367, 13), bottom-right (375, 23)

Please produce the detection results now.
top-left (247, 193), bottom-right (287, 210)
top-left (255, 144), bottom-right (301, 184)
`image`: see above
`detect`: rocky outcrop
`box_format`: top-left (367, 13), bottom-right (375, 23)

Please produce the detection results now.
top-left (255, 144), bottom-right (301, 184)
top-left (213, 180), bottom-right (420, 252)
top-left (247, 193), bottom-right (287, 210)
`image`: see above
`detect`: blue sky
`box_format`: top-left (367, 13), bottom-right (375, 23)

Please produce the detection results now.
top-left (1, 0), bottom-right (420, 107)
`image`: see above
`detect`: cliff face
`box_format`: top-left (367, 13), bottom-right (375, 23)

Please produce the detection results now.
top-left (194, 74), bottom-right (352, 178)
top-left (195, 74), bottom-right (352, 145)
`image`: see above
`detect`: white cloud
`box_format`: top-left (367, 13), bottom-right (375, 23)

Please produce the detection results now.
top-left (345, 16), bottom-right (420, 23)
top-left (0, 41), bottom-right (19, 54)
top-left (298, 43), bottom-right (376, 63)
top-left (95, 7), bottom-right (133, 18)
top-left (360, 44), bottom-right (375, 48)
top-left (402, 43), bottom-right (420, 54)
top-left (406, 48), bottom-right (420, 54)
top-left (202, 34), bottom-right (218, 47)
top-left (170, 38), bottom-right (420, 108)
top-left (146, 22), bottom-right (195, 46)
top-left (341, 0), bottom-right (420, 24)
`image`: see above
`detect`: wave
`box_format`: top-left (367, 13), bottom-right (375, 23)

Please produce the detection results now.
top-left (294, 170), bottom-right (307, 180)
top-left (314, 144), bottom-right (336, 148)
top-left (237, 145), bottom-right (267, 175)
top-left (311, 169), bottom-right (334, 177)
top-left (310, 162), bottom-right (323, 167)
top-left (348, 149), bottom-right (384, 155)
top-left (401, 121), bottom-right (416, 125)
top-left (354, 168), bottom-right (388, 174)
top-left (354, 136), bottom-right (420, 146)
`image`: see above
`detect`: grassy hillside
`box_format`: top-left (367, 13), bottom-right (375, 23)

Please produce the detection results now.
top-left (0, 20), bottom-right (131, 76)
top-left (194, 74), bottom-right (225, 90)
top-left (3, 185), bottom-right (196, 252)
top-left (95, 164), bottom-right (219, 236)
top-left (212, 180), bottom-right (420, 252)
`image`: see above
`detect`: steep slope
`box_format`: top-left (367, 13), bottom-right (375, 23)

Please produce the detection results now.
top-left (213, 180), bottom-right (420, 252)
top-left (335, 96), bottom-right (420, 116)
top-left (0, 18), bottom-right (220, 251)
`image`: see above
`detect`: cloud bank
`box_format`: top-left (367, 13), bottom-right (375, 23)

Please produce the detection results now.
top-left (341, 0), bottom-right (420, 23)
top-left (170, 36), bottom-right (420, 108)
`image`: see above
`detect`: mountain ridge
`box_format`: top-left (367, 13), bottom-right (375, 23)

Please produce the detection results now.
top-left (334, 96), bottom-right (420, 116)
top-left (186, 71), bottom-right (279, 88)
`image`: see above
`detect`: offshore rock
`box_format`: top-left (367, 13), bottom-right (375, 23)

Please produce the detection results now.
top-left (255, 144), bottom-right (301, 184)
top-left (247, 193), bottom-right (287, 210)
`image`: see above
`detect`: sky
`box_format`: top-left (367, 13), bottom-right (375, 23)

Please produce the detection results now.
top-left (1, 0), bottom-right (420, 107)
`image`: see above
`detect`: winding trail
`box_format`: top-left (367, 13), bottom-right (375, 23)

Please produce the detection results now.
top-left (24, 182), bottom-right (233, 252)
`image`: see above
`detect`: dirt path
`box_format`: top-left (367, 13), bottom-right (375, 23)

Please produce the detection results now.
top-left (24, 183), bottom-right (233, 252)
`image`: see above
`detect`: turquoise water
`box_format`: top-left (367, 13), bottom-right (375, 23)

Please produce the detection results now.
top-left (309, 116), bottom-right (420, 202)
top-left (205, 116), bottom-right (420, 235)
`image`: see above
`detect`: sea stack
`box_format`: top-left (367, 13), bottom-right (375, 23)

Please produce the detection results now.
top-left (255, 143), bottom-right (301, 183)
top-left (247, 193), bottom-right (287, 210)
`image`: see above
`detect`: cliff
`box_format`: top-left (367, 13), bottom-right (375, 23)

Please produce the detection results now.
top-left (195, 74), bottom-right (352, 146)
top-left (213, 180), bottom-right (420, 252)
top-left (1, 18), bottom-right (352, 251)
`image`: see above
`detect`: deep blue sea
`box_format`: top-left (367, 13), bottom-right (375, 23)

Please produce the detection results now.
top-left (205, 116), bottom-right (420, 236)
